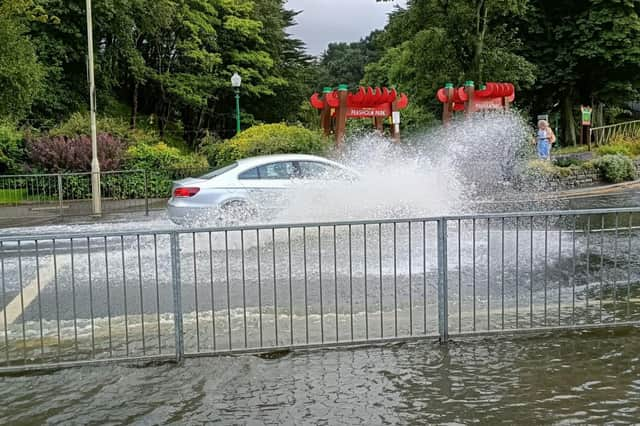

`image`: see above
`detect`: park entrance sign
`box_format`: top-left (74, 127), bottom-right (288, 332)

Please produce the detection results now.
top-left (310, 85), bottom-right (409, 145)
top-left (436, 81), bottom-right (515, 123)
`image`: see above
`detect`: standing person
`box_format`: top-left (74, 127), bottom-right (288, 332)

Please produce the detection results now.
top-left (534, 120), bottom-right (556, 160)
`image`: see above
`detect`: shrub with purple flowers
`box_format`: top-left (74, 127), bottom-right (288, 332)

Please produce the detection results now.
top-left (26, 133), bottom-right (126, 172)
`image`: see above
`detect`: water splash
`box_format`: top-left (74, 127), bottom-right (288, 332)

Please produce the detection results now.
top-left (274, 112), bottom-right (532, 223)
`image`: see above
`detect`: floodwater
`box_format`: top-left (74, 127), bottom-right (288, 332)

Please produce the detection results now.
top-left (1, 327), bottom-right (639, 424)
top-left (2, 115), bottom-right (640, 423)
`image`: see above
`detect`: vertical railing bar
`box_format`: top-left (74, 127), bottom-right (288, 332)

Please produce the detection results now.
top-left (53, 239), bottom-right (61, 361)
top-left (348, 224), bottom-right (354, 341)
top-left (437, 218), bottom-right (448, 342)
top-left (120, 236), bottom-right (129, 357)
top-left (544, 216), bottom-right (548, 327)
top-left (137, 235), bottom-right (146, 355)
top-left (364, 224), bottom-right (369, 340)
top-left (613, 213), bottom-right (619, 322)
top-left (240, 231), bottom-right (246, 349)
top-left (104, 236), bottom-right (113, 357)
top-left (627, 214), bottom-right (633, 319)
top-left (225, 231), bottom-right (231, 350)
top-left (600, 215), bottom-right (604, 323)
top-left (572, 216), bottom-right (577, 325)
top-left (586, 216), bottom-right (591, 312)
top-left (34, 240), bottom-right (44, 357)
top-left (333, 225), bottom-right (338, 343)
top-left (530, 217), bottom-right (534, 328)
top-left (272, 228), bottom-right (278, 346)
top-left (70, 238), bottom-right (78, 358)
top-left (378, 223), bottom-right (383, 339)
top-left (170, 233), bottom-right (183, 363)
top-left (208, 231), bottom-right (217, 351)
top-left (0, 242), bottom-right (8, 365)
top-left (288, 228), bottom-right (293, 346)
top-left (318, 226), bottom-right (324, 344)
top-left (393, 222), bottom-right (398, 337)
top-left (487, 218), bottom-right (490, 331)
top-left (192, 233), bottom-right (200, 353)
top-left (458, 219), bottom-right (462, 333)
top-left (423, 221), bottom-right (427, 334)
top-left (409, 221), bottom-right (413, 336)
top-left (153, 235), bottom-right (161, 355)
top-left (257, 229), bottom-right (263, 347)
top-left (558, 217), bottom-right (562, 326)
top-left (472, 218), bottom-right (476, 331)
top-left (18, 240), bottom-right (26, 363)
top-left (501, 217), bottom-right (505, 330)
top-left (87, 237), bottom-right (95, 358)
top-left (303, 227), bottom-right (308, 344)
top-left (515, 217), bottom-right (520, 329)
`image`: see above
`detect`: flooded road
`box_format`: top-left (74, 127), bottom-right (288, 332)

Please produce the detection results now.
top-left (1, 186), bottom-right (640, 424)
top-left (1, 327), bottom-right (639, 424)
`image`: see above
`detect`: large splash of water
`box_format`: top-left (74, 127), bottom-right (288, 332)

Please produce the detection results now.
top-left (273, 112), bottom-right (532, 223)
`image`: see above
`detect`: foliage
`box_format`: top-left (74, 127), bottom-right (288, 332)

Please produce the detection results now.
top-left (365, 0), bottom-right (536, 120)
top-left (553, 156), bottom-right (584, 168)
top-left (207, 124), bottom-right (329, 167)
top-left (597, 135), bottom-right (640, 158)
top-left (0, 7), bottom-right (45, 121)
top-left (0, 123), bottom-right (25, 174)
top-left (26, 133), bottom-right (127, 172)
top-left (593, 154), bottom-right (636, 183)
top-left (124, 142), bottom-right (208, 171)
top-left (49, 112), bottom-right (131, 140)
top-left (318, 33), bottom-right (383, 89)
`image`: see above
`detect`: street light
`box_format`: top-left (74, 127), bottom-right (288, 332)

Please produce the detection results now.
top-left (231, 72), bottom-right (242, 134)
top-left (86, 0), bottom-right (101, 215)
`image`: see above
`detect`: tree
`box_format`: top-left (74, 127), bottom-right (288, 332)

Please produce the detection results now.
top-left (318, 32), bottom-right (383, 89)
top-left (366, 0), bottom-right (536, 119)
top-left (516, 0), bottom-right (640, 145)
top-left (0, 3), bottom-right (45, 122)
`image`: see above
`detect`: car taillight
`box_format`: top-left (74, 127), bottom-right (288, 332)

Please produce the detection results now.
top-left (173, 187), bottom-right (200, 197)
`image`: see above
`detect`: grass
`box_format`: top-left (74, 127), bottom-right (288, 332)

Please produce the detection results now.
top-left (553, 145), bottom-right (590, 155)
top-left (0, 189), bottom-right (55, 205)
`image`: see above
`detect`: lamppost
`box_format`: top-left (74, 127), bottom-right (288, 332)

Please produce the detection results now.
top-left (231, 72), bottom-right (242, 134)
top-left (86, 0), bottom-right (101, 215)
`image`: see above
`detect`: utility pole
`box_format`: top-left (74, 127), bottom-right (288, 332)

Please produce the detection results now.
top-left (86, 0), bottom-right (101, 215)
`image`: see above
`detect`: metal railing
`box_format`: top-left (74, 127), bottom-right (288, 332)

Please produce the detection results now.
top-left (590, 119), bottom-right (640, 147)
top-left (0, 167), bottom-right (209, 225)
top-left (0, 207), bottom-right (639, 373)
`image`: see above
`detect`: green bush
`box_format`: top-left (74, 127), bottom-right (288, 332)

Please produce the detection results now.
top-left (125, 142), bottom-right (208, 172)
top-left (553, 157), bottom-right (584, 168)
top-left (593, 154), bottom-right (636, 183)
top-left (207, 123), bottom-right (329, 167)
top-left (597, 143), bottom-right (632, 157)
top-left (50, 112), bottom-right (131, 140)
top-left (0, 123), bottom-right (24, 174)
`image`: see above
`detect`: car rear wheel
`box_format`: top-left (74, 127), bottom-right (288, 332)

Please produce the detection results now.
top-left (218, 200), bottom-right (256, 225)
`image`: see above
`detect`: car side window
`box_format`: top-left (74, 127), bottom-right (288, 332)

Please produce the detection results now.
top-left (239, 161), bottom-right (297, 180)
top-left (297, 161), bottom-right (339, 179)
top-left (258, 161), bottom-right (297, 179)
top-left (239, 167), bottom-right (259, 179)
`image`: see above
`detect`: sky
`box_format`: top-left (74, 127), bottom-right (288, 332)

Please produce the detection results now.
top-left (285, 0), bottom-right (406, 56)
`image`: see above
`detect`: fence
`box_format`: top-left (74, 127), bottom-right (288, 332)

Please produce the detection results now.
top-left (0, 207), bottom-right (639, 373)
top-left (590, 119), bottom-right (640, 147)
top-left (0, 167), bottom-right (209, 225)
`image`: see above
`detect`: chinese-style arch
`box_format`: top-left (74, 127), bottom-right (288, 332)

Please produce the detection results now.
top-left (310, 84), bottom-right (409, 145)
top-left (436, 81), bottom-right (515, 123)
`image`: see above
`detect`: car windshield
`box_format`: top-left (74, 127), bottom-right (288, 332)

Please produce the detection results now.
top-left (199, 163), bottom-right (238, 179)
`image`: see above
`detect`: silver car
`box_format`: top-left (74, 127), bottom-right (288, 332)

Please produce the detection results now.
top-left (167, 154), bottom-right (357, 224)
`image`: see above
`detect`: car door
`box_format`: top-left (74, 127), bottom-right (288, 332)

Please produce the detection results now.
top-left (238, 161), bottom-right (298, 214)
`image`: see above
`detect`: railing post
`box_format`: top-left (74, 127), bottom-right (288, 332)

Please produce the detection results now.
top-left (170, 232), bottom-right (184, 362)
top-left (437, 218), bottom-right (449, 343)
top-left (57, 173), bottom-right (64, 218)
top-left (144, 170), bottom-right (149, 216)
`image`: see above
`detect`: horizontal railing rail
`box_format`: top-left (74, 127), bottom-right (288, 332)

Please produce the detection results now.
top-left (0, 207), bottom-right (639, 373)
top-left (590, 119), bottom-right (640, 147)
top-left (0, 167), bottom-right (210, 224)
